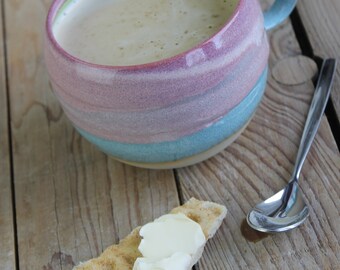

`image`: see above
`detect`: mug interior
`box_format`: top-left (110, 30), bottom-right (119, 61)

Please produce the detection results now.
top-left (47, 0), bottom-right (241, 69)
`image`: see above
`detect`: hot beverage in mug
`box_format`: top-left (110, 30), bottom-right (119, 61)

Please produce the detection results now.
top-left (53, 0), bottom-right (238, 66)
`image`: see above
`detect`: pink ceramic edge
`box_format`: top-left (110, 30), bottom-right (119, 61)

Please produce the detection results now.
top-left (46, 0), bottom-right (244, 71)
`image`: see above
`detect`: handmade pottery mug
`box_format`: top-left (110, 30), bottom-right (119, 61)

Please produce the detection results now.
top-left (45, 0), bottom-right (297, 169)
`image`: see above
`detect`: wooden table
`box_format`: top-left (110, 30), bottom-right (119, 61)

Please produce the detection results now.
top-left (1, 1), bottom-right (339, 269)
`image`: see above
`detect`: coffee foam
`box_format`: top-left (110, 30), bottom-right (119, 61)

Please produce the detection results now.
top-left (53, 0), bottom-right (237, 66)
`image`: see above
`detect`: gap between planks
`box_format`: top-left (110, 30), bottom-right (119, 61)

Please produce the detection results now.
top-left (0, 0), bottom-right (18, 269)
top-left (174, 4), bottom-right (340, 270)
top-left (290, 6), bottom-right (340, 151)
top-left (4, 0), bottom-right (180, 269)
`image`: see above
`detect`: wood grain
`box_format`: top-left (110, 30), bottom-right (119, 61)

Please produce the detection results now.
top-left (297, 0), bottom-right (340, 122)
top-left (3, 0), bottom-right (340, 269)
top-left (4, 1), bottom-right (179, 269)
top-left (0, 1), bottom-right (16, 269)
top-left (177, 12), bottom-right (340, 270)
top-left (272, 55), bottom-right (318, 86)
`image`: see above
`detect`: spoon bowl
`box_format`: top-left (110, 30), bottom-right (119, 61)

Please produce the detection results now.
top-left (247, 181), bottom-right (309, 233)
top-left (247, 59), bottom-right (337, 233)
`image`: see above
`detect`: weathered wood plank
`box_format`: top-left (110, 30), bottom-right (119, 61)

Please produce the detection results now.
top-left (297, 0), bottom-right (340, 123)
top-left (4, 1), bottom-right (179, 269)
top-left (177, 12), bottom-right (340, 270)
top-left (0, 1), bottom-right (16, 269)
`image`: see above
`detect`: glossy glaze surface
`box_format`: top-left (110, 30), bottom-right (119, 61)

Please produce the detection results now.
top-left (46, 0), bottom-right (268, 143)
top-left (45, 0), bottom-right (269, 165)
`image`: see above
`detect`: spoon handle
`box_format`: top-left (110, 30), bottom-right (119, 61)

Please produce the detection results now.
top-left (292, 59), bottom-right (337, 182)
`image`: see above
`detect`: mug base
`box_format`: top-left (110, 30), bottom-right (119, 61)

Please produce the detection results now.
top-left (112, 117), bottom-right (252, 169)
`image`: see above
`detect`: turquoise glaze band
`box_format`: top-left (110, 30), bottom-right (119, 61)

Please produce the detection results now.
top-left (77, 68), bottom-right (268, 163)
top-left (264, 0), bottom-right (297, 30)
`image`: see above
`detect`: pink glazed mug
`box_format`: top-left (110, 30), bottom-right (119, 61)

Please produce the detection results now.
top-left (45, 0), bottom-right (297, 169)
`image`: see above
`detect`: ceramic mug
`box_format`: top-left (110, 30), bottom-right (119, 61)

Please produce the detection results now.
top-left (45, 0), bottom-right (297, 169)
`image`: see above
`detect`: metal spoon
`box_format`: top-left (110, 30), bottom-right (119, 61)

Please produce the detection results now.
top-left (247, 58), bottom-right (337, 233)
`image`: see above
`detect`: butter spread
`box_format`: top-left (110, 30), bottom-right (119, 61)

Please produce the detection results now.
top-left (133, 213), bottom-right (206, 270)
top-left (133, 252), bottom-right (191, 270)
top-left (139, 213), bottom-right (205, 259)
